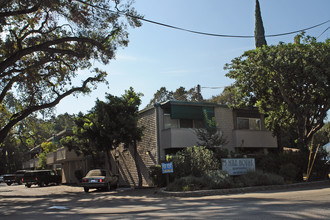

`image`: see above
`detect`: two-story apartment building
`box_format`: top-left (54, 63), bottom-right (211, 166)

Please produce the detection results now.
top-left (22, 101), bottom-right (277, 187)
top-left (113, 100), bottom-right (277, 187)
top-left (22, 129), bottom-right (88, 184)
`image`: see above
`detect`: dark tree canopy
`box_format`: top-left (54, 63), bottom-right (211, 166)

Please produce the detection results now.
top-left (0, 0), bottom-right (141, 144)
top-left (207, 86), bottom-right (237, 105)
top-left (62, 87), bottom-right (143, 172)
top-left (254, 0), bottom-right (267, 47)
top-left (148, 85), bottom-right (203, 106)
top-left (225, 34), bottom-right (329, 149)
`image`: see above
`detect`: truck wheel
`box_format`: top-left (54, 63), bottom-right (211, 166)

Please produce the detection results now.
top-left (25, 184), bottom-right (31, 188)
top-left (38, 181), bottom-right (45, 187)
top-left (84, 187), bottom-right (89, 193)
top-left (6, 183), bottom-right (12, 186)
top-left (17, 180), bottom-right (22, 185)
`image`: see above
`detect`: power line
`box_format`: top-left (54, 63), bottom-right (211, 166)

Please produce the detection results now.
top-left (136, 16), bottom-right (330, 39)
top-left (77, 1), bottom-right (330, 39)
top-left (317, 26), bottom-right (330, 39)
top-left (201, 86), bottom-right (227, 89)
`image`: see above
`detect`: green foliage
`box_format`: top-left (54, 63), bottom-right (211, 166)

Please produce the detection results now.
top-left (196, 110), bottom-right (228, 148)
top-left (279, 163), bottom-right (298, 183)
top-left (149, 165), bottom-right (167, 187)
top-left (167, 170), bottom-right (285, 192)
top-left (148, 86), bottom-right (203, 106)
top-left (167, 175), bottom-right (208, 192)
top-left (313, 122), bottom-right (330, 148)
top-left (167, 146), bottom-right (220, 179)
top-left (62, 87), bottom-right (143, 172)
top-left (256, 148), bottom-right (329, 182)
top-left (50, 113), bottom-right (75, 134)
top-left (234, 170), bottom-right (285, 187)
top-left (254, 0), bottom-right (267, 47)
top-left (203, 170), bottom-right (233, 189)
top-left (0, 134), bottom-right (25, 174)
top-left (38, 142), bottom-right (58, 169)
top-left (225, 34), bottom-right (330, 149)
top-left (0, 0), bottom-right (142, 144)
top-left (207, 86), bottom-right (237, 105)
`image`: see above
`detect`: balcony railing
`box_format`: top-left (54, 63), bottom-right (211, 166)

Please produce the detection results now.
top-left (22, 158), bottom-right (39, 169)
top-left (55, 147), bottom-right (82, 162)
top-left (233, 130), bottom-right (277, 148)
top-left (46, 152), bottom-right (57, 165)
top-left (161, 128), bottom-right (200, 149)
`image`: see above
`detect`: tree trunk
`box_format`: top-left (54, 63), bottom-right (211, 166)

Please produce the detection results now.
top-left (133, 140), bottom-right (142, 188)
top-left (105, 146), bottom-right (112, 172)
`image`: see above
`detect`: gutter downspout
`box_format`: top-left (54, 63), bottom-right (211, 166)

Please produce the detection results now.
top-left (155, 104), bottom-right (161, 164)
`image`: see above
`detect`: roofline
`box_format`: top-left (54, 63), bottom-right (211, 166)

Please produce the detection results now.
top-left (157, 100), bottom-right (229, 108)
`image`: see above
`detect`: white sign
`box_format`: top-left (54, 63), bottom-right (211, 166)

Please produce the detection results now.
top-left (221, 158), bottom-right (255, 176)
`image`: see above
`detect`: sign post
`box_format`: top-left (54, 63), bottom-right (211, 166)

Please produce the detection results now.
top-left (161, 162), bottom-right (174, 186)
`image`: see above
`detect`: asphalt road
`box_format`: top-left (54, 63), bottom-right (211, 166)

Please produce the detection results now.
top-left (1, 182), bottom-right (330, 219)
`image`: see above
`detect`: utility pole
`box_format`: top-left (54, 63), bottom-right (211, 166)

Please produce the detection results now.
top-left (197, 84), bottom-right (203, 102)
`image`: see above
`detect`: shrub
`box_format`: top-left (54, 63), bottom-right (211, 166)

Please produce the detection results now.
top-left (235, 170), bottom-right (285, 187)
top-left (203, 170), bottom-right (233, 189)
top-left (279, 163), bottom-right (298, 183)
top-left (167, 146), bottom-right (220, 179)
top-left (166, 175), bottom-right (207, 192)
top-left (149, 165), bottom-right (167, 187)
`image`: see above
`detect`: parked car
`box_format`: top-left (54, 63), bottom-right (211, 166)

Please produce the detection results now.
top-left (81, 169), bottom-right (118, 193)
top-left (3, 170), bottom-right (27, 186)
top-left (22, 170), bottom-right (61, 188)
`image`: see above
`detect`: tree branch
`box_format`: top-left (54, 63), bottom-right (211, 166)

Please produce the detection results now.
top-left (0, 2), bottom-right (41, 18)
top-left (0, 36), bottom-right (105, 74)
top-left (0, 75), bottom-right (105, 143)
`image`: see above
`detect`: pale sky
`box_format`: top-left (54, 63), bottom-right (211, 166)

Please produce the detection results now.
top-left (55, 0), bottom-right (330, 115)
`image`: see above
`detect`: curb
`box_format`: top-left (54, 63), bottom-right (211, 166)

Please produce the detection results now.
top-left (158, 180), bottom-right (330, 197)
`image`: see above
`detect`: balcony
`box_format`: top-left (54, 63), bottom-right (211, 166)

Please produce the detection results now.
top-left (22, 161), bottom-right (30, 169)
top-left (46, 152), bottom-right (57, 165)
top-left (233, 130), bottom-right (277, 148)
top-left (22, 158), bottom-right (39, 169)
top-left (55, 147), bottom-right (82, 162)
top-left (161, 128), bottom-right (200, 149)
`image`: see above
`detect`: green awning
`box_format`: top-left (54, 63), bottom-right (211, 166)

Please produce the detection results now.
top-left (171, 105), bottom-right (203, 119)
top-left (170, 105), bottom-right (214, 120)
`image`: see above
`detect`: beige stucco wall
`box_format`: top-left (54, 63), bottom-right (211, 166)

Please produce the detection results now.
top-left (214, 106), bottom-right (235, 152)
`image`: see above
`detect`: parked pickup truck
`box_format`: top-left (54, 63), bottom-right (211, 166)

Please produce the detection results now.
top-left (3, 170), bottom-right (27, 186)
top-left (22, 170), bottom-right (61, 188)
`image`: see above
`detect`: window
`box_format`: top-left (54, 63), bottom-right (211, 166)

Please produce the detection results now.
top-left (164, 114), bottom-right (179, 129)
top-left (238, 118), bottom-right (249, 130)
top-left (237, 117), bottom-right (261, 130)
top-left (180, 119), bottom-right (193, 128)
top-left (164, 114), bottom-right (205, 129)
top-left (194, 120), bottom-right (205, 128)
top-left (249, 118), bottom-right (261, 130)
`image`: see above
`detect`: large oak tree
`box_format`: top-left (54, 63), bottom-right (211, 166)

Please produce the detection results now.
top-left (225, 34), bottom-right (329, 150)
top-left (0, 0), bottom-right (141, 144)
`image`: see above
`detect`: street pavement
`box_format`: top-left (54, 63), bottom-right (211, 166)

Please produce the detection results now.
top-left (1, 181), bottom-right (330, 219)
